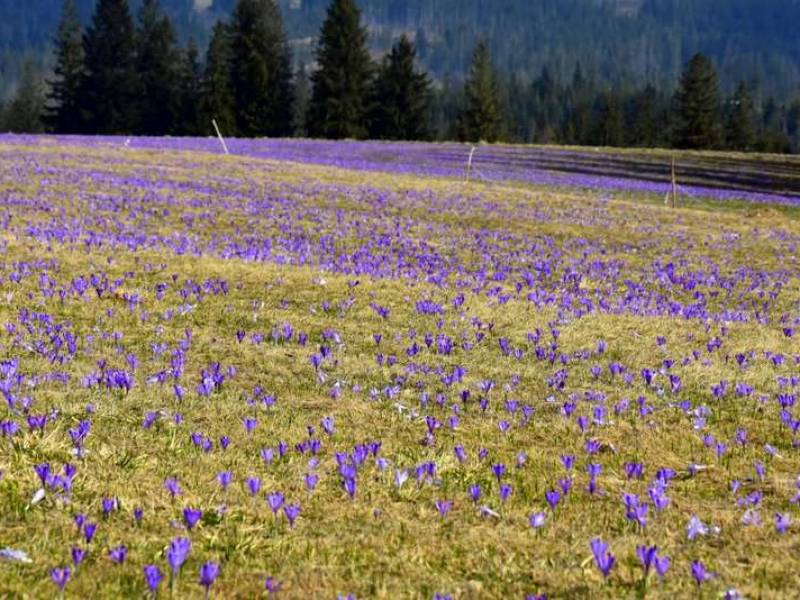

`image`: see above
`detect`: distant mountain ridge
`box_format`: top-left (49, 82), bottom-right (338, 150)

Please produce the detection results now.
top-left (2, 0), bottom-right (800, 101)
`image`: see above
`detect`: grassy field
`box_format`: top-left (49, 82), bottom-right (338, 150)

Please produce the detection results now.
top-left (0, 139), bottom-right (799, 598)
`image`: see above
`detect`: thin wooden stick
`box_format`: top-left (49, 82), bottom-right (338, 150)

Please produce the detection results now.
top-left (212, 119), bottom-right (229, 155)
top-left (465, 146), bottom-right (476, 183)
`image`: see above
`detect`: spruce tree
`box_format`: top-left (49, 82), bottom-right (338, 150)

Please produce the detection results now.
top-left (3, 61), bottom-right (46, 133)
top-left (200, 21), bottom-right (236, 136)
top-left (530, 66), bottom-right (561, 143)
top-left (368, 35), bottom-right (432, 140)
top-left (631, 84), bottom-right (660, 147)
top-left (307, 0), bottom-right (373, 139)
top-left (136, 0), bottom-right (180, 135)
top-left (173, 42), bottom-right (202, 135)
top-left (757, 98), bottom-right (791, 153)
top-left (79, 0), bottom-right (139, 133)
top-left (673, 53), bottom-right (721, 149)
top-left (505, 73), bottom-right (531, 143)
top-left (788, 100), bottom-right (800, 154)
top-left (292, 63), bottom-right (310, 137)
top-left (458, 40), bottom-right (503, 143)
top-left (596, 89), bottom-right (624, 147)
top-left (229, 0), bottom-right (294, 137)
top-left (565, 64), bottom-right (593, 145)
top-left (725, 81), bottom-right (757, 151)
top-left (46, 0), bottom-right (84, 133)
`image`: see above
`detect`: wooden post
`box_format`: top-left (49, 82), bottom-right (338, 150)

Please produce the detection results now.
top-left (212, 119), bottom-right (229, 155)
top-left (465, 146), bottom-right (476, 183)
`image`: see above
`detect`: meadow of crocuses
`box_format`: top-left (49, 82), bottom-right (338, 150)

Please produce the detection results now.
top-left (0, 135), bottom-right (799, 599)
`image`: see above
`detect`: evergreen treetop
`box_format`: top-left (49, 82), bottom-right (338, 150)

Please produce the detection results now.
top-left (230, 0), bottom-right (294, 137)
top-left (673, 53), bottom-right (721, 150)
top-left (200, 20), bottom-right (237, 137)
top-left (46, 0), bottom-right (84, 133)
top-left (79, 0), bottom-right (139, 133)
top-left (369, 35), bottom-right (432, 141)
top-left (307, 0), bottom-right (373, 139)
top-left (725, 81), bottom-right (757, 151)
top-left (458, 40), bottom-right (503, 143)
top-left (136, 0), bottom-right (181, 135)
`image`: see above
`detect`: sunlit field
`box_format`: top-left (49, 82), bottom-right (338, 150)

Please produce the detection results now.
top-left (1, 135), bottom-right (799, 598)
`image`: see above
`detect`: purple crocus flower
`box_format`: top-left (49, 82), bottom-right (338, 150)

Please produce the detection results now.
top-left (654, 554), bottom-right (670, 578)
top-left (545, 489), bottom-right (561, 511)
top-left (435, 499), bottom-right (453, 518)
top-left (71, 546), bottom-right (86, 566)
top-left (343, 477), bottom-right (356, 498)
top-left (183, 507), bottom-right (202, 530)
top-left (164, 476), bottom-right (182, 499)
top-left (83, 522), bottom-right (97, 544)
top-left (144, 564), bottom-right (163, 592)
top-left (686, 514), bottom-right (709, 540)
top-left (469, 484), bottom-right (481, 503)
top-left (775, 512), bottom-right (791, 534)
top-left (108, 545), bottom-right (127, 564)
top-left (265, 576), bottom-right (282, 596)
top-left (304, 473), bottom-right (319, 492)
top-left (199, 561), bottom-right (220, 594)
top-left (167, 537), bottom-right (191, 575)
top-left (283, 504), bottom-right (301, 527)
top-left (394, 469), bottom-right (408, 489)
top-left (636, 545), bottom-right (657, 576)
top-left (529, 512), bottom-right (546, 528)
top-left (50, 566), bottom-right (71, 592)
top-left (589, 538), bottom-right (615, 578)
top-left (691, 560), bottom-right (713, 586)
top-left (216, 471), bottom-right (233, 491)
top-left (243, 417), bottom-right (257, 434)
top-left (267, 492), bottom-right (284, 514)
top-left (499, 484), bottom-right (512, 503)
top-left (491, 463), bottom-right (506, 481)
top-left (102, 496), bottom-right (118, 517)
top-left (246, 476), bottom-right (262, 497)
top-left (624, 462), bottom-right (644, 480)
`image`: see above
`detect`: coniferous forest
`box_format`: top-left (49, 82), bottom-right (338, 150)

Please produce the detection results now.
top-left (1, 0), bottom-right (799, 153)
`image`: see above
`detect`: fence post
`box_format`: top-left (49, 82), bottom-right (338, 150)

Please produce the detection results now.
top-left (212, 119), bottom-right (229, 155)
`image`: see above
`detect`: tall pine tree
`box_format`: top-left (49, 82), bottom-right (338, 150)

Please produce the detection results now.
top-left (173, 41), bottom-right (202, 135)
top-left (230, 0), bottom-right (294, 137)
top-left (458, 40), bottom-right (503, 143)
top-left (630, 84), bottom-right (661, 147)
top-left (79, 0), bottom-right (139, 133)
top-left (673, 53), bottom-right (721, 149)
top-left (368, 35), bottom-right (432, 140)
top-left (529, 67), bottom-right (561, 143)
top-left (3, 61), bottom-right (46, 133)
top-left (307, 0), bottom-right (373, 139)
top-left (200, 21), bottom-right (236, 136)
top-left (758, 98), bottom-right (790, 153)
top-left (564, 64), bottom-right (593, 145)
top-left (788, 100), bottom-right (800, 154)
top-left (136, 0), bottom-right (180, 135)
top-left (725, 81), bottom-right (757, 151)
top-left (594, 89), bottom-right (624, 147)
top-left (292, 63), bottom-right (310, 137)
top-left (46, 0), bottom-right (84, 133)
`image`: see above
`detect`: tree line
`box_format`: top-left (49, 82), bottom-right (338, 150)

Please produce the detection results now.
top-left (2, 0), bottom-right (799, 153)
